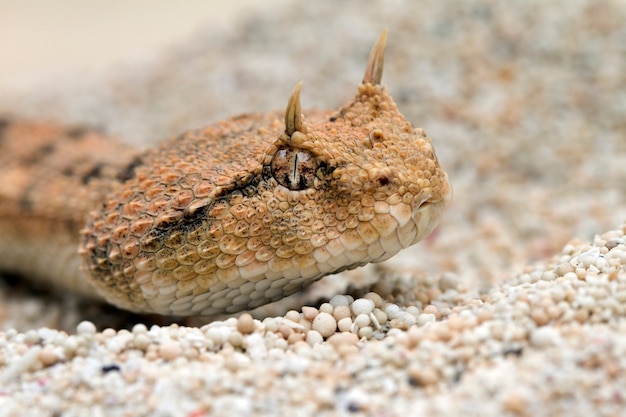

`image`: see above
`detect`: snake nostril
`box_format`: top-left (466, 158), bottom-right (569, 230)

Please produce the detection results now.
top-left (377, 176), bottom-right (390, 186)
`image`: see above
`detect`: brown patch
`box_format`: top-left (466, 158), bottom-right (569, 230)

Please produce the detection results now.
top-left (22, 142), bottom-right (57, 165)
top-left (116, 156), bottom-right (143, 182)
top-left (61, 166), bottom-right (75, 177)
top-left (81, 163), bottom-right (104, 185)
top-left (0, 117), bottom-right (10, 143)
top-left (65, 126), bottom-right (90, 140)
top-left (18, 184), bottom-right (35, 212)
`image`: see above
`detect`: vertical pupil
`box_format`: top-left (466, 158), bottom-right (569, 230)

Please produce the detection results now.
top-left (270, 148), bottom-right (317, 190)
top-left (291, 153), bottom-right (300, 187)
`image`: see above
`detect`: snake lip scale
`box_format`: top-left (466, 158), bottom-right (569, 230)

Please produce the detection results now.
top-left (0, 30), bottom-right (451, 316)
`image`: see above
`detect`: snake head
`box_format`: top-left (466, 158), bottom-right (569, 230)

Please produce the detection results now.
top-left (267, 30), bottom-right (452, 271)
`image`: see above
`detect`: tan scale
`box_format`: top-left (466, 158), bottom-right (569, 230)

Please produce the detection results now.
top-left (0, 31), bottom-right (452, 316)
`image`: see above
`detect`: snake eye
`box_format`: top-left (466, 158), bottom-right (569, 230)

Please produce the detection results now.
top-left (270, 147), bottom-right (318, 190)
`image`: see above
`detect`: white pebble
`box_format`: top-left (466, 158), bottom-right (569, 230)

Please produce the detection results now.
top-left (354, 314), bottom-right (371, 328)
top-left (394, 312), bottom-right (417, 328)
top-left (363, 292), bottom-right (383, 307)
top-left (384, 304), bottom-right (402, 319)
top-left (76, 321), bottom-right (97, 336)
top-left (358, 326), bottom-right (374, 339)
top-left (159, 341), bottom-right (182, 360)
top-left (306, 330), bottom-right (324, 346)
top-left (333, 305), bottom-right (352, 321)
top-left (319, 303), bottom-right (334, 314)
top-left (372, 309), bottom-right (388, 326)
top-left (530, 327), bottom-right (562, 347)
top-left (351, 298), bottom-right (375, 315)
top-left (418, 313), bottom-right (436, 326)
top-left (312, 313), bottom-right (337, 338)
top-left (337, 318), bottom-right (353, 332)
top-left (329, 295), bottom-right (351, 307)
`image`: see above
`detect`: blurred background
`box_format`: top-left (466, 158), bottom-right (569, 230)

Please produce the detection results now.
top-left (0, 0), bottom-right (285, 89)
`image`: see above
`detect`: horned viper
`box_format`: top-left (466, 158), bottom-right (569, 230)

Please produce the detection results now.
top-left (0, 31), bottom-right (451, 316)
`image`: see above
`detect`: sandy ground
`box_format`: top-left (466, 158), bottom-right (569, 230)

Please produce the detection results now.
top-left (0, 1), bottom-right (625, 416)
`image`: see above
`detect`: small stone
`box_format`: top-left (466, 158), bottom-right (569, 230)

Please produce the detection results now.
top-left (351, 298), bottom-right (375, 315)
top-left (327, 332), bottom-right (359, 347)
top-left (76, 321), bottom-right (97, 336)
top-left (101, 328), bottom-right (117, 338)
top-left (312, 313), bottom-right (337, 338)
top-left (236, 313), bottom-right (255, 334)
top-left (132, 323), bottom-right (148, 334)
top-left (329, 295), bottom-right (350, 307)
top-left (363, 292), bottom-right (383, 307)
top-left (332, 305), bottom-right (351, 321)
top-left (278, 324), bottom-right (294, 340)
top-left (101, 364), bottom-right (121, 373)
top-left (372, 309), bottom-right (387, 328)
top-left (301, 306), bottom-right (318, 321)
top-left (133, 334), bottom-right (151, 350)
top-left (357, 326), bottom-right (373, 339)
top-left (418, 313), bottom-right (436, 326)
top-left (319, 303), bottom-right (334, 314)
top-left (227, 331), bottom-right (244, 348)
top-left (159, 341), bottom-right (182, 360)
top-left (502, 391), bottom-right (528, 415)
top-left (574, 308), bottom-right (589, 323)
top-left (530, 327), bottom-right (561, 347)
top-left (38, 346), bottom-right (58, 367)
top-left (287, 333), bottom-right (304, 344)
top-left (337, 317), bottom-right (353, 332)
top-left (305, 329), bottom-right (323, 346)
top-left (391, 312), bottom-right (417, 329)
top-left (285, 310), bottom-right (301, 322)
top-left (354, 314), bottom-right (371, 328)
top-left (384, 304), bottom-right (402, 319)
top-left (446, 315), bottom-right (464, 331)
top-left (23, 330), bottom-right (39, 344)
top-left (407, 365), bottom-right (439, 387)
top-left (262, 318), bottom-right (279, 333)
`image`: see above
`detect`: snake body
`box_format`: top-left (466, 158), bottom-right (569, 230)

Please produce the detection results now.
top-left (0, 32), bottom-right (451, 316)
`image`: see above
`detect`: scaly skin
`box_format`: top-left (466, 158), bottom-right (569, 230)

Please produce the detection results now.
top-left (0, 31), bottom-right (451, 316)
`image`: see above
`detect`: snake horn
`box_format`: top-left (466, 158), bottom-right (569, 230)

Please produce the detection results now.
top-left (362, 29), bottom-right (388, 86)
top-left (284, 81), bottom-right (304, 136)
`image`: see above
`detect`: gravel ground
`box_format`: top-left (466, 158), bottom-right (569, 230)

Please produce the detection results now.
top-left (1, 1), bottom-right (625, 416)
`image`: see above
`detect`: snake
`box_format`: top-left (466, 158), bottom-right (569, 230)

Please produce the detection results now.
top-left (0, 31), bottom-right (451, 316)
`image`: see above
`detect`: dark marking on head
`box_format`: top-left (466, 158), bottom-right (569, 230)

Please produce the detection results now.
top-left (153, 204), bottom-right (210, 241)
top-left (81, 163), bottom-right (104, 185)
top-left (149, 175), bottom-right (265, 241)
top-left (116, 156), bottom-right (143, 183)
